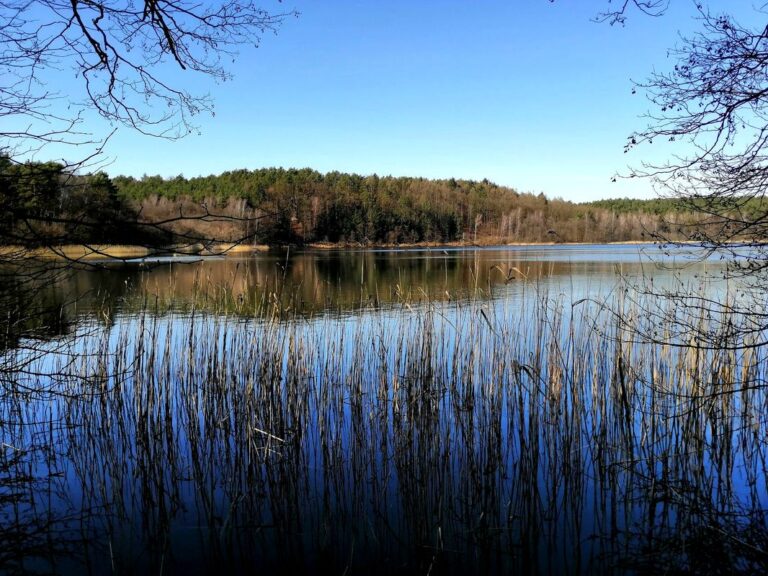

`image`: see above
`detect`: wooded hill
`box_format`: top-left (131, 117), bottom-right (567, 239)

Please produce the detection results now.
top-left (113, 168), bottom-right (692, 245)
top-left (1, 159), bottom-right (697, 247)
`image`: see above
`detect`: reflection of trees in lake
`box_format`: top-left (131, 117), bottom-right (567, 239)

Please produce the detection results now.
top-left (113, 251), bottom-right (630, 316)
top-left (127, 252), bottom-right (486, 314)
top-left (1, 248), bottom-right (719, 346)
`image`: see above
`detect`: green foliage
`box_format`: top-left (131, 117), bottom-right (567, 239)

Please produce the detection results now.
top-left (113, 169), bottom-right (723, 245)
top-left (585, 197), bottom-right (682, 215)
top-left (3, 160), bottom-right (727, 247)
top-left (0, 158), bottom-right (65, 245)
top-left (114, 168), bottom-right (543, 244)
top-left (0, 157), bottom-right (149, 246)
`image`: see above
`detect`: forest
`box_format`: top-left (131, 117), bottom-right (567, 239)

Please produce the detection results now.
top-left (113, 168), bottom-right (697, 245)
top-left (2, 160), bottom-right (699, 247)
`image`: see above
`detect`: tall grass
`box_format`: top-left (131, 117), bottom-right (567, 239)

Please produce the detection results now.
top-left (1, 284), bottom-right (767, 574)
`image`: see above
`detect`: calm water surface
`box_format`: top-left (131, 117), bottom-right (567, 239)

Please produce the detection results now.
top-left (2, 244), bottom-right (726, 334)
top-left (2, 245), bottom-right (765, 575)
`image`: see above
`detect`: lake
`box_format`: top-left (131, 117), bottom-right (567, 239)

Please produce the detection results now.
top-left (0, 243), bottom-right (725, 332)
top-left (1, 244), bottom-right (766, 575)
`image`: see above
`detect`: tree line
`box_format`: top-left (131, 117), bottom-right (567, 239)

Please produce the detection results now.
top-left (2, 159), bottom-right (709, 247)
top-left (113, 167), bottom-right (695, 245)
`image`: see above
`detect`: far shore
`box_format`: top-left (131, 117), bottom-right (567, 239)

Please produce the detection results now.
top-left (0, 242), bottom-right (270, 261)
top-left (307, 239), bottom-right (662, 250)
top-left (0, 239), bottom-right (671, 261)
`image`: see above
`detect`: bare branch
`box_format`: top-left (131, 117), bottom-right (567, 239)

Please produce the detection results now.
top-left (0, 1), bottom-right (297, 149)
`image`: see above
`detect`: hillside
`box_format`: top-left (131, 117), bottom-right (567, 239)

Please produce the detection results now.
top-left (113, 168), bottom-right (689, 245)
top-left (1, 159), bottom-right (696, 247)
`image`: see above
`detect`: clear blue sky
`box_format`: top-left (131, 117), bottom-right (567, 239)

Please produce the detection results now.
top-left (61, 1), bottom-right (758, 202)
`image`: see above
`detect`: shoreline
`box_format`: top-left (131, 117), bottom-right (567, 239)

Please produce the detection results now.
top-left (306, 239), bottom-right (661, 250)
top-left (0, 239), bottom-right (666, 260)
top-left (0, 242), bottom-right (271, 261)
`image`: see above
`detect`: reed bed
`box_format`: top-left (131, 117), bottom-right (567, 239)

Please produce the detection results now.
top-left (1, 284), bottom-right (767, 575)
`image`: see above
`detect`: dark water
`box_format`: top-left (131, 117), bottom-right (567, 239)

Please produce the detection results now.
top-left (2, 245), bottom-right (766, 575)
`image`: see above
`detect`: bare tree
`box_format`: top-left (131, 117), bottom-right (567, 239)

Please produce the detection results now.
top-left (1, 0), bottom-right (295, 153)
top-left (0, 1), bottom-right (296, 273)
top-left (611, 4), bottom-right (768, 350)
top-left (627, 7), bottom-right (768, 249)
top-left (544, 2), bottom-right (768, 349)
top-left (0, 1), bottom-right (296, 375)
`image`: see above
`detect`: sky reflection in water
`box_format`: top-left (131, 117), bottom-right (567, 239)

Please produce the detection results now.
top-left (2, 245), bottom-right (765, 575)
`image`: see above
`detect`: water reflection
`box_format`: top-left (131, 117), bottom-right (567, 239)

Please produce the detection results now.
top-left (0, 245), bottom-right (725, 339)
top-left (3, 245), bottom-right (761, 575)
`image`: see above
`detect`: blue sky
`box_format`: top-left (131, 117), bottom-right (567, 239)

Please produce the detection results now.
top-left (53, 1), bottom-right (758, 202)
